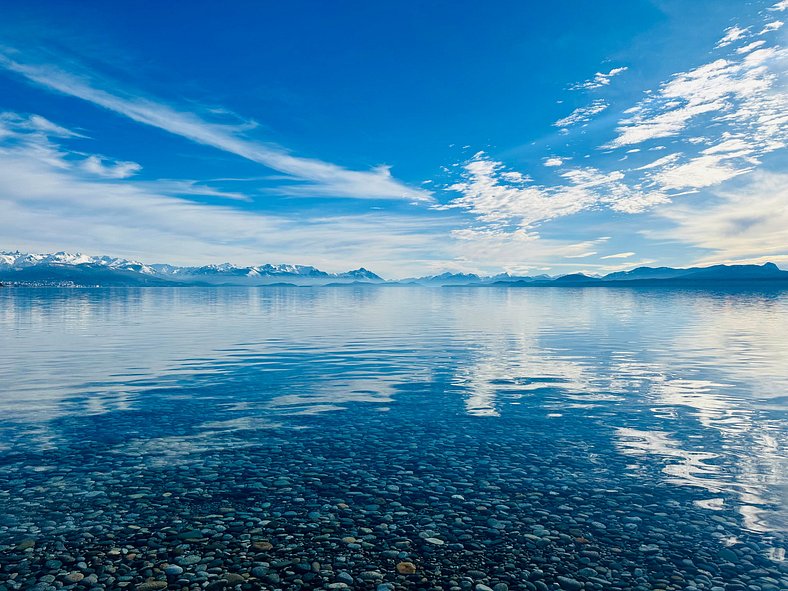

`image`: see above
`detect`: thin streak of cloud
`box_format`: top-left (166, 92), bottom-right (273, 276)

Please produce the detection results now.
top-left (736, 40), bottom-right (766, 54)
top-left (554, 99), bottom-right (608, 128)
top-left (0, 52), bottom-right (432, 202)
top-left (601, 252), bottom-right (635, 259)
top-left (141, 180), bottom-right (253, 202)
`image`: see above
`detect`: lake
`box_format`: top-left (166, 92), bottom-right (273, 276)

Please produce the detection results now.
top-left (0, 287), bottom-right (786, 591)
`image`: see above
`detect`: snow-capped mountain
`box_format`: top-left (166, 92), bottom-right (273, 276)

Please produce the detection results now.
top-left (0, 251), bottom-right (383, 286)
top-left (0, 251), bottom-right (158, 274)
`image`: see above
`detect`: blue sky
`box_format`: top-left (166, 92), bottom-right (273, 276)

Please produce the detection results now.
top-left (0, 0), bottom-right (786, 277)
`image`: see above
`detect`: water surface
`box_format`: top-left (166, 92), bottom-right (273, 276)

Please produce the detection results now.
top-left (0, 287), bottom-right (786, 590)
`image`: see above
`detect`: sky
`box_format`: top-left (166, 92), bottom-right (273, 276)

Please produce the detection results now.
top-left (0, 0), bottom-right (786, 278)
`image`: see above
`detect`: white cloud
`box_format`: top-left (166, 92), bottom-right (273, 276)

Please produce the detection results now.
top-left (554, 99), bottom-right (608, 128)
top-left (599, 258), bottom-right (656, 272)
top-left (759, 20), bottom-right (784, 34)
top-left (771, 0), bottom-right (788, 11)
top-left (636, 152), bottom-right (682, 170)
top-left (81, 155), bottom-right (141, 179)
top-left (651, 154), bottom-right (752, 190)
top-left (0, 52), bottom-right (431, 202)
top-left (736, 40), bottom-right (766, 54)
top-left (716, 26), bottom-right (749, 48)
top-left (543, 157), bottom-right (564, 167)
top-left (601, 252), bottom-right (635, 259)
top-left (571, 67), bottom-right (628, 90)
top-left (559, 167), bottom-right (669, 213)
top-left (440, 156), bottom-right (591, 227)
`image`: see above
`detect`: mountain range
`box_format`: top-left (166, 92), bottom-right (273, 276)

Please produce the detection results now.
top-left (0, 251), bottom-right (382, 286)
top-left (1, 251), bottom-right (787, 287)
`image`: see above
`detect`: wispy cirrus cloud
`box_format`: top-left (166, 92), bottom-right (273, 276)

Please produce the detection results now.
top-left (600, 252), bottom-right (635, 259)
top-left (571, 67), bottom-right (628, 91)
top-left (716, 26), bottom-right (749, 48)
top-left (1, 112), bottom-right (86, 138)
top-left (0, 52), bottom-right (432, 202)
top-left (759, 20), bottom-right (784, 34)
top-left (554, 99), bottom-right (608, 129)
top-left (649, 144), bottom-right (754, 190)
top-left (137, 179), bottom-right (254, 202)
top-left (736, 40), bottom-right (766, 54)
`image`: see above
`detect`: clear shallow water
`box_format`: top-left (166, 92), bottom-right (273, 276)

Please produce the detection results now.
top-left (0, 286), bottom-right (786, 591)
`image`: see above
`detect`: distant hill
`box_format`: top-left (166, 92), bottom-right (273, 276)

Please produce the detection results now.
top-left (553, 273), bottom-right (600, 283)
top-left (603, 266), bottom-right (692, 281)
top-left (602, 262), bottom-right (788, 282)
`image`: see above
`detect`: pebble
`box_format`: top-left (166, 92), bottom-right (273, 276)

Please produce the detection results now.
top-left (396, 561), bottom-right (417, 574)
top-left (557, 576), bottom-right (583, 590)
top-left (63, 572), bottom-right (84, 583)
top-left (175, 555), bottom-right (201, 566)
